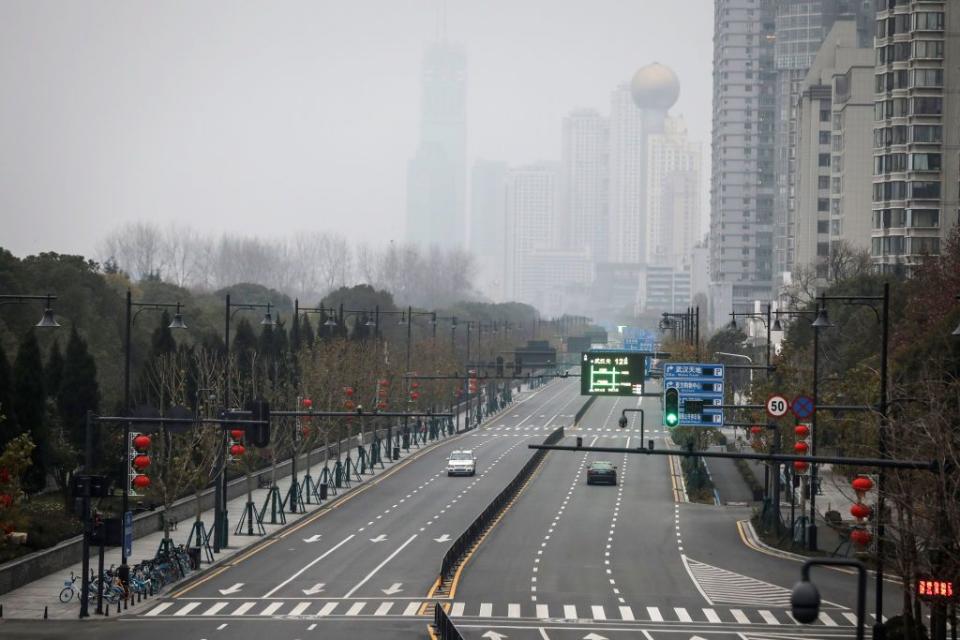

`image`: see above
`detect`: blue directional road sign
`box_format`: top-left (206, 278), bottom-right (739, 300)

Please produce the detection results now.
top-left (662, 362), bottom-right (725, 427)
top-left (622, 328), bottom-right (657, 377)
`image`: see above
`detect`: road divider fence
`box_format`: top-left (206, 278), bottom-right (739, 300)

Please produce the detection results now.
top-left (574, 395), bottom-right (596, 425)
top-left (433, 425), bottom-right (565, 596)
top-left (432, 602), bottom-right (463, 640)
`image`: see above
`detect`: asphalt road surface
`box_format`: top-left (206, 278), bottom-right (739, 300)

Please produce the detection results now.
top-left (2, 379), bottom-right (900, 640)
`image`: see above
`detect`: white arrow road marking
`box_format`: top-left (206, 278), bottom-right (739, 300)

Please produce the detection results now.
top-left (218, 583), bottom-right (243, 595)
top-left (381, 582), bottom-right (403, 595)
top-left (262, 534), bottom-right (355, 597)
top-left (583, 634), bottom-right (608, 640)
top-left (369, 534), bottom-right (388, 542)
top-left (343, 534), bottom-right (418, 598)
top-left (301, 583), bottom-right (325, 595)
top-left (482, 632), bottom-right (508, 640)
top-left (434, 534), bottom-right (451, 543)
top-left (303, 534), bottom-right (322, 543)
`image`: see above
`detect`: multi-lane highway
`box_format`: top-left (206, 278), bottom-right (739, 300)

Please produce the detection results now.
top-left (1, 379), bottom-right (901, 640)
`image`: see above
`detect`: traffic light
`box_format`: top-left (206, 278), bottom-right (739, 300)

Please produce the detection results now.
top-left (664, 388), bottom-right (680, 426)
top-left (245, 398), bottom-right (271, 447)
top-left (514, 356), bottom-right (523, 375)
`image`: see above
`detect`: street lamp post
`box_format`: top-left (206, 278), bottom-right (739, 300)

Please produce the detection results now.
top-left (218, 294), bottom-right (274, 552)
top-left (122, 290), bottom-right (186, 570)
top-left (0, 293), bottom-right (61, 328)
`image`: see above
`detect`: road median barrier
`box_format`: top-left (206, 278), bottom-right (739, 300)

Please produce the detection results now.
top-left (431, 602), bottom-right (464, 640)
top-left (431, 426), bottom-right (565, 599)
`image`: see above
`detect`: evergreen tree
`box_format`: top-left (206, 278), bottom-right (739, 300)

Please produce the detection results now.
top-left (0, 342), bottom-right (17, 449)
top-left (232, 317), bottom-right (258, 378)
top-left (13, 330), bottom-right (48, 492)
top-left (58, 327), bottom-right (100, 459)
top-left (299, 315), bottom-right (315, 350)
top-left (45, 339), bottom-right (64, 399)
top-left (150, 310), bottom-right (177, 358)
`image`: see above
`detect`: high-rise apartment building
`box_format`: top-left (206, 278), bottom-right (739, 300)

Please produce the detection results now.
top-left (645, 115), bottom-right (703, 270)
top-left (560, 109), bottom-right (609, 257)
top-left (608, 64), bottom-right (678, 265)
top-left (871, 0), bottom-right (959, 274)
top-left (469, 160), bottom-right (508, 300)
top-left (406, 42), bottom-right (467, 247)
top-left (709, 0), bottom-right (777, 326)
top-left (793, 19), bottom-right (874, 277)
top-left (504, 164), bottom-right (559, 300)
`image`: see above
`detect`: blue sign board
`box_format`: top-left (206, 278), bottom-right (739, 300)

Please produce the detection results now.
top-left (622, 329), bottom-right (658, 377)
top-left (123, 511), bottom-right (133, 558)
top-left (663, 362), bottom-right (725, 427)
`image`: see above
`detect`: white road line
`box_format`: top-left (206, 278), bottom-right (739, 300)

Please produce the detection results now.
top-left (563, 604), bottom-right (577, 619)
top-left (144, 602), bottom-right (173, 617)
top-left (262, 534), bottom-right (355, 597)
top-left (535, 604), bottom-right (550, 618)
top-left (259, 602), bottom-right (284, 616)
top-left (317, 602), bottom-right (338, 616)
top-left (307, 623), bottom-right (316, 630)
top-left (174, 602), bottom-right (200, 616)
top-left (288, 602), bottom-right (311, 616)
top-left (345, 602), bottom-right (366, 616)
top-left (374, 602), bottom-right (393, 616)
top-left (843, 612), bottom-right (859, 625)
top-left (479, 603), bottom-right (493, 617)
top-left (231, 602), bottom-right (257, 616)
top-left (674, 607), bottom-right (692, 622)
top-left (451, 602), bottom-right (466, 617)
top-left (402, 602), bottom-right (421, 616)
top-left (647, 606), bottom-right (663, 622)
top-left (730, 608), bottom-right (750, 624)
top-left (591, 605), bottom-right (606, 620)
top-left (759, 609), bottom-right (780, 624)
top-left (619, 606), bottom-right (635, 621)
top-left (201, 602), bottom-right (229, 616)
top-left (703, 608), bottom-right (721, 623)
top-left (537, 627), bottom-right (551, 640)
top-left (343, 534), bottom-right (418, 598)
top-left (217, 623), bottom-right (228, 630)
top-left (508, 603), bottom-right (521, 618)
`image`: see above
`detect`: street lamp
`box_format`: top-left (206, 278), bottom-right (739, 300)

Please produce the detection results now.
top-left (122, 290), bottom-right (187, 570)
top-left (217, 294), bottom-right (274, 552)
top-left (0, 293), bottom-right (62, 327)
top-left (791, 558), bottom-right (867, 640)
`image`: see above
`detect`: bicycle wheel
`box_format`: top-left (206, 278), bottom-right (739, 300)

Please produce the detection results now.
top-left (59, 587), bottom-right (74, 603)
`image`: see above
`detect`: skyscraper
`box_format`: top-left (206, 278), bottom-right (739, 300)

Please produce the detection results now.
top-left (504, 164), bottom-right (558, 301)
top-left (645, 115), bottom-right (703, 271)
top-left (709, 0), bottom-right (777, 326)
top-left (871, 1), bottom-right (959, 274)
top-left (406, 42), bottom-right (467, 247)
top-left (560, 109), bottom-right (609, 257)
top-left (469, 159), bottom-right (508, 300)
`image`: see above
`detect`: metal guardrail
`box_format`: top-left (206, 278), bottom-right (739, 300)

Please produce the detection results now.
top-left (437, 426), bottom-right (564, 587)
top-left (433, 602), bottom-right (463, 640)
top-left (573, 395), bottom-right (596, 425)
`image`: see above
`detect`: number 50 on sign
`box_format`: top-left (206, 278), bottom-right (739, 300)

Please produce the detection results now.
top-left (766, 394), bottom-right (789, 418)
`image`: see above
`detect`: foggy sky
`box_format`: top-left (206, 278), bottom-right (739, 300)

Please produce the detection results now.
top-left (0, 1), bottom-right (713, 259)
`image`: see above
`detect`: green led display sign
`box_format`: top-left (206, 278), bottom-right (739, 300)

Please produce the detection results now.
top-left (580, 350), bottom-right (645, 396)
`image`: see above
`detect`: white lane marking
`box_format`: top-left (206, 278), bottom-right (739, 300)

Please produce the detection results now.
top-left (343, 534), bottom-right (418, 598)
top-left (674, 607), bottom-right (692, 622)
top-left (563, 604), bottom-right (577, 619)
top-left (216, 623), bottom-right (228, 630)
top-left (730, 609), bottom-right (750, 623)
top-left (479, 603), bottom-right (493, 617)
top-left (819, 612), bottom-right (837, 626)
top-left (202, 602), bottom-right (229, 616)
top-left (230, 602), bottom-right (256, 616)
top-left (288, 602), bottom-right (311, 616)
top-left (619, 605), bottom-right (635, 621)
top-left (647, 606), bottom-right (663, 622)
top-left (843, 612), bottom-right (859, 625)
top-left (451, 602), bottom-right (466, 617)
top-left (374, 602), bottom-right (393, 616)
top-left (703, 608), bottom-right (721, 623)
top-left (345, 602), bottom-right (366, 616)
top-left (263, 534), bottom-right (355, 597)
top-left (403, 602), bottom-right (421, 616)
top-left (508, 603), bottom-right (521, 618)
top-left (144, 602), bottom-right (173, 616)
top-left (307, 623), bottom-right (317, 630)
top-left (591, 605), bottom-right (606, 620)
top-left (317, 602), bottom-right (338, 616)
top-left (759, 610), bottom-right (780, 625)
top-left (259, 602), bottom-right (284, 616)
top-left (536, 604), bottom-right (550, 618)
top-left (538, 627), bottom-right (551, 640)
top-left (174, 602), bottom-right (201, 616)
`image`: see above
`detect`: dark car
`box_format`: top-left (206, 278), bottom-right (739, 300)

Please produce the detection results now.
top-left (586, 460), bottom-right (618, 485)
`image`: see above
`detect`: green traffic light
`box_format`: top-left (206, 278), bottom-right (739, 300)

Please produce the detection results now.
top-left (664, 387), bottom-right (680, 427)
top-left (665, 413), bottom-right (678, 426)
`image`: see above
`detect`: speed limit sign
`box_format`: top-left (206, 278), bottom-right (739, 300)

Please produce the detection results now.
top-left (766, 394), bottom-right (789, 418)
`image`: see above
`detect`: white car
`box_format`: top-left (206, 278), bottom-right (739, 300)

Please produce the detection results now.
top-left (447, 450), bottom-right (477, 476)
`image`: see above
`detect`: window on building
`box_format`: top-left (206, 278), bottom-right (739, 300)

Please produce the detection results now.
top-left (911, 153), bottom-right (941, 171)
top-left (914, 12), bottom-right (945, 31)
top-left (819, 109), bottom-right (831, 122)
top-left (912, 69), bottom-right (944, 88)
top-left (817, 242), bottom-right (830, 257)
top-left (818, 153), bottom-right (831, 168)
top-left (818, 197), bottom-right (830, 212)
top-left (911, 181), bottom-right (941, 199)
top-left (819, 131), bottom-right (831, 145)
top-left (913, 97), bottom-right (943, 115)
top-left (912, 125), bottom-right (942, 143)
top-left (817, 220), bottom-right (829, 234)
top-left (910, 237), bottom-right (940, 255)
top-left (831, 177), bottom-right (841, 194)
top-left (909, 209), bottom-right (939, 228)
top-left (913, 40), bottom-right (944, 59)
top-left (818, 176), bottom-right (830, 190)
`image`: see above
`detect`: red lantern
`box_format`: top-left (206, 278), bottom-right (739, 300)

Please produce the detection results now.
top-left (793, 461), bottom-right (809, 472)
top-left (793, 441), bottom-right (809, 454)
top-left (344, 400), bottom-right (355, 410)
top-left (343, 387), bottom-right (354, 397)
top-left (230, 429), bottom-right (245, 440)
top-left (411, 382), bottom-right (420, 389)
top-left (850, 528), bottom-right (872, 546)
top-left (132, 475), bottom-right (151, 489)
top-left (379, 379), bottom-right (389, 386)
top-left (301, 426), bottom-right (312, 439)
top-left (376, 401), bottom-right (387, 410)
top-left (0, 494), bottom-right (13, 508)
top-left (750, 426), bottom-right (763, 436)
top-left (302, 397), bottom-right (313, 409)
top-left (132, 434), bottom-right (152, 451)
top-left (794, 424), bottom-right (810, 438)
top-left (230, 444), bottom-right (246, 457)
top-left (132, 455), bottom-right (151, 471)
top-left (410, 391), bottom-right (420, 401)
top-left (850, 503), bottom-right (872, 519)
top-left (852, 476), bottom-right (874, 492)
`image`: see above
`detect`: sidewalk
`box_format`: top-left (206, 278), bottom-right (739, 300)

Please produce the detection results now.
top-left (0, 387), bottom-right (535, 620)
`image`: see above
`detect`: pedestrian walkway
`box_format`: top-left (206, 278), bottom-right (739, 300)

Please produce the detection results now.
top-left (0, 390), bottom-right (530, 620)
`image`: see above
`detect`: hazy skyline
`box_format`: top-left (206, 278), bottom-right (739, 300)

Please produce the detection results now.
top-left (0, 1), bottom-right (713, 260)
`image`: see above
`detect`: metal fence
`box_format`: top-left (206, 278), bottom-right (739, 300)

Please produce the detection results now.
top-left (433, 602), bottom-right (463, 640)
